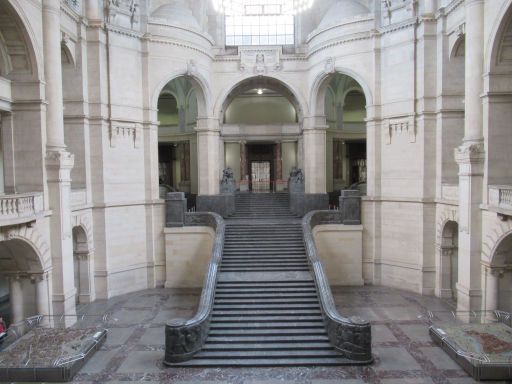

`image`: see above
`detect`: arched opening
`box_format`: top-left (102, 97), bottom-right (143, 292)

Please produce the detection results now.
top-left (439, 32), bottom-right (465, 190)
top-left (157, 76), bottom-right (199, 201)
top-left (324, 73), bottom-right (367, 198)
top-left (72, 226), bottom-right (92, 305)
top-left (220, 77), bottom-right (302, 192)
top-left (439, 221), bottom-right (459, 301)
top-left (488, 233), bottom-right (512, 312)
top-left (0, 1), bottom-right (42, 196)
top-left (0, 239), bottom-right (48, 329)
top-left (487, 6), bottom-right (512, 187)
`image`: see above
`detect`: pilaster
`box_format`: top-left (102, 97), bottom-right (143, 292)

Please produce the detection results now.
top-left (196, 118), bottom-right (220, 196)
top-left (455, 142), bottom-right (484, 310)
top-left (46, 150), bottom-right (76, 318)
top-left (302, 117), bottom-right (328, 194)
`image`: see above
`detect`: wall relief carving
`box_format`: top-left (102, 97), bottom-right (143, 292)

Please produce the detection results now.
top-left (239, 47), bottom-right (281, 74)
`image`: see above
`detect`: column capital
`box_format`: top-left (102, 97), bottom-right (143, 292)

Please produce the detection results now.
top-left (454, 141), bottom-right (484, 165)
top-left (46, 150), bottom-right (75, 170)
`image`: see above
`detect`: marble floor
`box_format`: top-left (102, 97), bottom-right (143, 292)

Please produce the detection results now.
top-left (2, 286), bottom-right (507, 384)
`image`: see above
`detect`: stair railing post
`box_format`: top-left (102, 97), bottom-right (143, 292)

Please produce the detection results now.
top-left (165, 192), bottom-right (187, 227)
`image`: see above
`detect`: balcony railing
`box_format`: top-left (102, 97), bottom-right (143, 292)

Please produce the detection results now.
top-left (489, 185), bottom-right (512, 215)
top-left (0, 193), bottom-right (44, 226)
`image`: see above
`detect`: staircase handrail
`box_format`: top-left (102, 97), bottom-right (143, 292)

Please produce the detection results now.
top-left (164, 212), bottom-right (225, 364)
top-left (302, 210), bottom-right (372, 362)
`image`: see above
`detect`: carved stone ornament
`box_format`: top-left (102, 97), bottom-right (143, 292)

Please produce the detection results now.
top-left (454, 142), bottom-right (485, 164)
top-left (187, 60), bottom-right (197, 76)
top-left (239, 47), bottom-right (281, 74)
top-left (385, 117), bottom-right (416, 144)
top-left (109, 125), bottom-right (141, 149)
top-left (324, 57), bottom-right (335, 74)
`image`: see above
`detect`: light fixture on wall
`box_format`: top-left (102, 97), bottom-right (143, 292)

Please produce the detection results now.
top-left (212, 0), bottom-right (314, 15)
top-left (257, 88), bottom-right (263, 95)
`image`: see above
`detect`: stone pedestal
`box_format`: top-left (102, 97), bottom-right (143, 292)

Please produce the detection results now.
top-left (340, 190), bottom-right (362, 225)
top-left (165, 192), bottom-right (187, 227)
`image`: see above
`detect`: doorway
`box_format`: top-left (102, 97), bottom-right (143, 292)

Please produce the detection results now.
top-left (251, 161), bottom-right (271, 192)
top-left (247, 144), bottom-right (275, 192)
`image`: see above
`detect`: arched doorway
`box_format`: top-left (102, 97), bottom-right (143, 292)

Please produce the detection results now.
top-left (219, 76), bottom-right (302, 192)
top-left (324, 74), bottom-right (367, 199)
top-left (0, 238), bottom-right (49, 329)
top-left (439, 221), bottom-right (459, 301)
top-left (157, 77), bottom-right (199, 201)
top-left (487, 233), bottom-right (512, 312)
top-left (72, 226), bottom-right (92, 305)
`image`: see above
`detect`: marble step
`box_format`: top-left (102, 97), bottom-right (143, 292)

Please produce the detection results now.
top-left (212, 304), bottom-right (321, 311)
top-left (210, 315), bottom-right (323, 322)
top-left (202, 342), bottom-right (332, 351)
top-left (205, 334), bottom-right (329, 343)
top-left (208, 328), bottom-right (326, 336)
top-left (210, 322), bottom-right (324, 330)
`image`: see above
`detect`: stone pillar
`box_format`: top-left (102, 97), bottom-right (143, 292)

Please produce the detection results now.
top-left (43, 0), bottom-right (66, 151)
top-left (302, 118), bottom-right (327, 194)
top-left (86, 0), bottom-right (100, 21)
top-left (35, 273), bottom-right (50, 317)
top-left (455, 0), bottom-right (485, 311)
top-left (422, 0), bottom-right (437, 16)
top-left (275, 142), bottom-right (282, 181)
top-left (43, 0), bottom-right (76, 319)
top-left (297, 137), bottom-right (304, 171)
top-left (240, 141), bottom-right (248, 180)
top-left (179, 143), bottom-right (188, 182)
top-left (9, 276), bottom-right (24, 324)
top-left (196, 118), bottom-right (220, 196)
top-left (178, 106), bottom-right (186, 132)
top-left (484, 267), bottom-right (502, 311)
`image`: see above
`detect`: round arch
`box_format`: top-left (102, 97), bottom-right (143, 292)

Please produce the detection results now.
top-left (485, 0), bottom-right (512, 73)
top-left (449, 34), bottom-right (465, 61)
top-left (152, 71), bottom-right (212, 118)
top-left (0, 0), bottom-right (43, 81)
top-left (310, 66), bottom-right (373, 118)
top-left (214, 75), bottom-right (309, 122)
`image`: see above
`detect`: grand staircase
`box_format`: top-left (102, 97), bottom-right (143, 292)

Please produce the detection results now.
top-left (230, 192), bottom-right (297, 219)
top-left (173, 193), bottom-right (351, 366)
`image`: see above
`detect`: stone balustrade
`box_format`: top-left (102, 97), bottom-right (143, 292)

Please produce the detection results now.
top-left (0, 192), bottom-right (44, 226)
top-left (489, 185), bottom-right (512, 214)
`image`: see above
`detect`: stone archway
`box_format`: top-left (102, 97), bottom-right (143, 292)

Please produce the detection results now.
top-left (484, 231), bottom-right (512, 312)
top-left (438, 221), bottom-right (459, 300)
top-left (72, 226), bottom-right (93, 304)
top-left (0, 237), bottom-right (49, 328)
